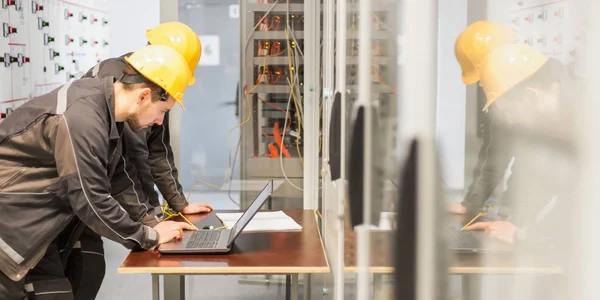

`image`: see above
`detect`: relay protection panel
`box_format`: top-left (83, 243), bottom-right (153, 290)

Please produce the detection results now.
top-left (0, 0), bottom-right (110, 116)
top-left (488, 0), bottom-right (585, 76)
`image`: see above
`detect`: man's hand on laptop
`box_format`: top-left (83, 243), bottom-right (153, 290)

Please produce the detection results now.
top-left (153, 221), bottom-right (198, 244)
top-left (464, 221), bottom-right (518, 244)
top-left (181, 203), bottom-right (213, 214)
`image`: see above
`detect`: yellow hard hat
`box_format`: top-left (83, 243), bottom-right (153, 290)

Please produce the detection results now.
top-left (455, 21), bottom-right (517, 85)
top-left (124, 44), bottom-right (192, 109)
top-left (479, 43), bottom-right (549, 111)
top-left (146, 22), bottom-right (202, 85)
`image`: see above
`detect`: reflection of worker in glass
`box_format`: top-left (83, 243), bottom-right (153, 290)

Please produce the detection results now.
top-left (464, 44), bottom-right (576, 244)
top-left (449, 21), bottom-right (517, 215)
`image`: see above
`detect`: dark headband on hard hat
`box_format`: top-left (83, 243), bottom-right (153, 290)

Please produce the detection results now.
top-left (119, 73), bottom-right (168, 101)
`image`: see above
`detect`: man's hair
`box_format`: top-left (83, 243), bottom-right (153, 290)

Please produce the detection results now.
top-left (120, 62), bottom-right (165, 102)
top-left (494, 58), bottom-right (566, 106)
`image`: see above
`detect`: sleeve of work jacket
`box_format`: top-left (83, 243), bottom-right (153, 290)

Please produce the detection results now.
top-left (461, 115), bottom-right (513, 212)
top-left (110, 153), bottom-right (160, 227)
top-left (52, 101), bottom-right (158, 250)
top-left (146, 112), bottom-right (188, 212)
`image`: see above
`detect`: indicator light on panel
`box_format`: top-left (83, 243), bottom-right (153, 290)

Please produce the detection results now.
top-left (3, 23), bottom-right (17, 37)
top-left (516, 0), bottom-right (524, 6)
top-left (65, 34), bottom-right (74, 45)
top-left (79, 12), bottom-right (88, 22)
top-left (49, 49), bottom-right (59, 60)
top-left (0, 53), bottom-right (11, 67)
top-left (537, 36), bottom-right (546, 45)
top-left (554, 34), bottom-right (562, 44)
top-left (64, 9), bottom-right (73, 19)
top-left (17, 53), bottom-right (29, 67)
top-left (2, 0), bottom-right (22, 10)
top-left (103, 40), bottom-right (109, 47)
top-left (538, 10), bottom-right (547, 21)
top-left (31, 1), bottom-right (42, 13)
top-left (79, 38), bottom-right (88, 46)
top-left (37, 17), bottom-right (49, 30)
top-left (43, 33), bottom-right (55, 45)
top-left (67, 73), bottom-right (76, 80)
top-left (555, 7), bottom-right (564, 18)
top-left (102, 18), bottom-right (108, 26)
top-left (523, 36), bottom-right (533, 45)
top-left (91, 15), bottom-right (98, 24)
top-left (54, 63), bottom-right (64, 74)
top-left (511, 17), bottom-right (519, 26)
top-left (525, 14), bottom-right (533, 23)
top-left (92, 40), bottom-right (98, 46)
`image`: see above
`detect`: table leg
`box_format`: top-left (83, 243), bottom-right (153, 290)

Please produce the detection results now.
top-left (152, 274), bottom-right (160, 300)
top-left (461, 275), bottom-right (481, 300)
top-left (291, 274), bottom-right (299, 300)
top-left (286, 275), bottom-right (291, 300)
top-left (303, 274), bottom-right (311, 300)
top-left (164, 275), bottom-right (185, 300)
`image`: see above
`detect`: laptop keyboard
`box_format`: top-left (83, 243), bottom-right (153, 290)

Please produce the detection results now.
top-left (185, 230), bottom-right (222, 249)
top-left (449, 231), bottom-right (481, 249)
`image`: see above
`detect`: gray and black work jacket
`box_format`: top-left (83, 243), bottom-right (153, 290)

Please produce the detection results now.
top-left (0, 77), bottom-right (158, 282)
top-left (461, 113), bottom-right (514, 212)
top-left (83, 54), bottom-right (188, 211)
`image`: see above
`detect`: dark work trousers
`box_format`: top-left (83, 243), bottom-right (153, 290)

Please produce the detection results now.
top-left (0, 271), bottom-right (27, 300)
top-left (0, 227), bottom-right (105, 300)
top-left (25, 242), bottom-right (75, 300)
top-left (63, 228), bottom-right (105, 300)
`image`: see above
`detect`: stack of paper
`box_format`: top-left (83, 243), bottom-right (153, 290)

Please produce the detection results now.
top-left (216, 211), bottom-right (303, 232)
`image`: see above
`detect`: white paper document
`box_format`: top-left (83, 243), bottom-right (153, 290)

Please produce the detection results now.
top-left (216, 211), bottom-right (303, 232)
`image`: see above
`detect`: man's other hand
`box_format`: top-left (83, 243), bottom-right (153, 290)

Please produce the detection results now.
top-left (181, 203), bottom-right (213, 214)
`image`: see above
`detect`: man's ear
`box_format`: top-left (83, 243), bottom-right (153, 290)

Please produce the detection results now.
top-left (137, 87), bottom-right (152, 104)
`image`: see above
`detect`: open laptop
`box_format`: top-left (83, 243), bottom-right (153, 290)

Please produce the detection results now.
top-left (448, 228), bottom-right (514, 253)
top-left (159, 180), bottom-right (273, 254)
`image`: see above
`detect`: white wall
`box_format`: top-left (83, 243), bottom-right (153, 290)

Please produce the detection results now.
top-left (436, 0), bottom-right (467, 190)
top-left (107, 0), bottom-right (161, 57)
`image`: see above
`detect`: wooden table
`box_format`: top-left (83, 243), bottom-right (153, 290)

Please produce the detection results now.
top-left (343, 218), bottom-right (561, 300)
top-left (118, 210), bottom-right (329, 300)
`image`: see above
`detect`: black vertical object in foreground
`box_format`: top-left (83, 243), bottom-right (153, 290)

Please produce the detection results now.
top-left (394, 138), bottom-right (450, 300)
top-left (394, 139), bottom-right (418, 299)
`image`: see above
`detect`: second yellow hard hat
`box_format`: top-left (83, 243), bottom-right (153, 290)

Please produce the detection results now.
top-left (146, 22), bottom-right (202, 85)
top-left (479, 43), bottom-right (549, 111)
top-left (455, 21), bottom-right (517, 85)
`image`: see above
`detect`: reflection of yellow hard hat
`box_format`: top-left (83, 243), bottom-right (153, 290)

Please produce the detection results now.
top-left (146, 22), bottom-right (202, 85)
top-left (479, 43), bottom-right (549, 111)
top-left (455, 21), bottom-right (517, 85)
top-left (124, 45), bottom-right (192, 109)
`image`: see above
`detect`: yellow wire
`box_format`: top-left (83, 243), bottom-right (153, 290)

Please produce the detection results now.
top-left (285, 27), bottom-right (304, 164)
top-left (459, 204), bottom-right (498, 230)
top-left (460, 212), bottom-right (484, 231)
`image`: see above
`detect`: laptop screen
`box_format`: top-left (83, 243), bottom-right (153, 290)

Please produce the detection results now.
top-left (227, 180), bottom-right (273, 245)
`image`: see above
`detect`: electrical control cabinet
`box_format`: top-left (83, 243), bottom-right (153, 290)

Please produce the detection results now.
top-left (488, 0), bottom-right (584, 76)
top-left (239, 0), bottom-right (320, 208)
top-left (0, 0), bottom-right (110, 117)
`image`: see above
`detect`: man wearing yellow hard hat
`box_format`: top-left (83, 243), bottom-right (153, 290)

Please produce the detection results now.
top-left (449, 21), bottom-right (519, 215)
top-left (464, 43), bottom-right (576, 246)
top-left (57, 22), bottom-right (212, 299)
top-left (0, 44), bottom-right (197, 299)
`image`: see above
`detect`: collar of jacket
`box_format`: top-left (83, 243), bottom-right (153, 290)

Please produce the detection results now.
top-left (103, 76), bottom-right (121, 140)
